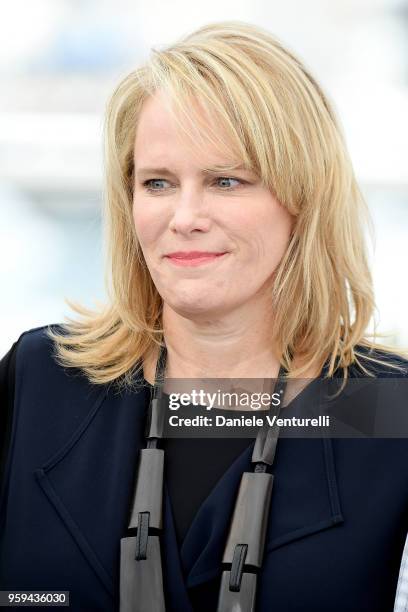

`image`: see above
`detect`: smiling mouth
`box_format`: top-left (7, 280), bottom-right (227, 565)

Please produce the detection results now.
top-left (164, 252), bottom-right (228, 267)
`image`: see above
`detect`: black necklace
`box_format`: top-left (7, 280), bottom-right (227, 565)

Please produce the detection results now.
top-left (120, 343), bottom-right (288, 611)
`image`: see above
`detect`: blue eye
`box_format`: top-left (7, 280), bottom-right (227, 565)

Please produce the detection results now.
top-left (143, 179), bottom-right (170, 192)
top-left (216, 177), bottom-right (241, 189)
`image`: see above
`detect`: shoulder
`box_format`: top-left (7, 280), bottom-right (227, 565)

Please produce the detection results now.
top-left (15, 323), bottom-right (63, 353)
top-left (13, 323), bottom-right (65, 376)
top-left (351, 343), bottom-right (408, 378)
top-left (10, 324), bottom-right (111, 439)
top-left (13, 323), bottom-right (94, 394)
top-left (13, 323), bottom-right (148, 394)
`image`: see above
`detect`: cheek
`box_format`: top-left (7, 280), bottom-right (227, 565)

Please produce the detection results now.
top-left (133, 203), bottom-right (161, 248)
top-left (238, 207), bottom-right (292, 265)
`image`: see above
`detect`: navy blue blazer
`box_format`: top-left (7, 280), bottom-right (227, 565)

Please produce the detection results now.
top-left (1, 325), bottom-right (408, 611)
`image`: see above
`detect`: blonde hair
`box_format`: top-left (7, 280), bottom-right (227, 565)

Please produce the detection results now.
top-left (48, 20), bottom-right (408, 390)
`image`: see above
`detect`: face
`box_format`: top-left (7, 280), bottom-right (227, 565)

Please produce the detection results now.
top-left (132, 91), bottom-right (294, 319)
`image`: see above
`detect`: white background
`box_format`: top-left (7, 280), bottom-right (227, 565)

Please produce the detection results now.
top-left (1, 0), bottom-right (407, 355)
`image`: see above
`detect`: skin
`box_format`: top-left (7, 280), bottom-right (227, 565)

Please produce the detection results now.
top-left (132, 90), bottom-right (317, 386)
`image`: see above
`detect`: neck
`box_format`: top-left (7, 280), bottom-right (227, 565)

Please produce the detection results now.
top-left (143, 299), bottom-right (287, 383)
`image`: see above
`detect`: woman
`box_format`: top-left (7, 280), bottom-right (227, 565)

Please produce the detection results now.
top-left (1, 20), bottom-right (408, 612)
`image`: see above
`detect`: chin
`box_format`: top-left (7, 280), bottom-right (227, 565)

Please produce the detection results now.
top-left (171, 300), bottom-right (217, 316)
top-left (166, 294), bottom-right (224, 318)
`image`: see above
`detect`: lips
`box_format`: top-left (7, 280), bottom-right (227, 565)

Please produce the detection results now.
top-left (165, 251), bottom-right (226, 260)
top-left (164, 251), bottom-right (228, 267)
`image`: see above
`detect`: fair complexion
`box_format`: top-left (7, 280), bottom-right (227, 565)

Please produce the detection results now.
top-left (132, 91), bottom-right (318, 385)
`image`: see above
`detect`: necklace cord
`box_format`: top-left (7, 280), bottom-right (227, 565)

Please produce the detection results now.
top-left (120, 340), bottom-right (289, 612)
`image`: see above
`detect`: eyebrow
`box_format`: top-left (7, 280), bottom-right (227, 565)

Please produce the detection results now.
top-left (135, 164), bottom-right (250, 178)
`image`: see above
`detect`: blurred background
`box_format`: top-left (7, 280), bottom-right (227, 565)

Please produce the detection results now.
top-left (1, 0), bottom-right (408, 355)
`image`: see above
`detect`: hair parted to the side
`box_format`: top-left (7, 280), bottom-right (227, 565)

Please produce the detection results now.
top-left (47, 20), bottom-right (408, 390)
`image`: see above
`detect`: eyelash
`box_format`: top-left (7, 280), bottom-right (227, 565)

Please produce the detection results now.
top-left (141, 177), bottom-right (246, 193)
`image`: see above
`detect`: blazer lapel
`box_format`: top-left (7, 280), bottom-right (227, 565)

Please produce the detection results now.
top-left (33, 380), bottom-right (196, 610)
top-left (180, 435), bottom-right (344, 590)
top-left (34, 382), bottom-right (151, 600)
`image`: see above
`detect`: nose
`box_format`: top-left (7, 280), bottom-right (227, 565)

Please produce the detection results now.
top-left (168, 187), bottom-right (211, 235)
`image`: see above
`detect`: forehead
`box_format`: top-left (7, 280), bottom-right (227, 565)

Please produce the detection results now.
top-left (133, 90), bottom-right (241, 169)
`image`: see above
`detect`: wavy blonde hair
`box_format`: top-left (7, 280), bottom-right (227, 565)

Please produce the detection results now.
top-left (48, 20), bottom-right (408, 390)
